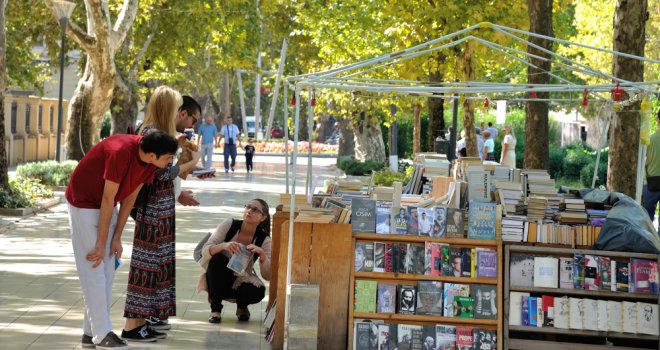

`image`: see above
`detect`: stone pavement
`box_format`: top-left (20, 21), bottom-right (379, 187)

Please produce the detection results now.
top-left (0, 155), bottom-right (339, 350)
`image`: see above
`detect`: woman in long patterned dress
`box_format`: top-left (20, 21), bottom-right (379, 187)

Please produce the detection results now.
top-left (121, 86), bottom-right (199, 342)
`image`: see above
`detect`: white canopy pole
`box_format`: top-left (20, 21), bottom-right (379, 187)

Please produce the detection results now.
top-left (306, 90), bottom-right (314, 195)
top-left (236, 70), bottom-right (248, 135)
top-left (284, 86), bottom-right (290, 194)
top-left (266, 39), bottom-right (288, 138)
top-left (284, 86), bottom-right (301, 349)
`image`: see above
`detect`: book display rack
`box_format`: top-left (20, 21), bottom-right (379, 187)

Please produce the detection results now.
top-left (348, 233), bottom-right (503, 350)
top-left (503, 244), bottom-right (660, 350)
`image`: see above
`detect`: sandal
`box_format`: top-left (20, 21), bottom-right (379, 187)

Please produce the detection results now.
top-left (208, 314), bottom-right (222, 324)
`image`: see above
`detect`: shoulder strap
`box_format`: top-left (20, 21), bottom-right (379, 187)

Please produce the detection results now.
top-left (224, 219), bottom-right (243, 242)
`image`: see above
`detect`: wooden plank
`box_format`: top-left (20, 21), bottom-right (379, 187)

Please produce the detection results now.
top-left (268, 211), bottom-right (297, 310)
top-left (507, 243), bottom-right (659, 260)
top-left (353, 312), bottom-right (498, 326)
top-left (354, 233), bottom-right (499, 246)
top-left (309, 223), bottom-right (352, 350)
top-left (508, 325), bottom-right (659, 340)
top-left (509, 286), bottom-right (658, 301)
top-left (353, 272), bottom-right (497, 285)
top-left (508, 339), bottom-right (649, 350)
top-left (497, 242), bottom-right (503, 350)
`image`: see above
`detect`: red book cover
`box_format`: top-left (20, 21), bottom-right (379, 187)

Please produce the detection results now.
top-left (632, 258), bottom-right (658, 294)
top-left (456, 326), bottom-right (473, 350)
top-left (431, 243), bottom-right (442, 276)
top-left (541, 295), bottom-right (555, 327)
top-left (384, 243), bottom-right (393, 273)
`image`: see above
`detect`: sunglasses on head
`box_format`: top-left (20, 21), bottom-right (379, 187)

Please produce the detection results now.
top-left (244, 204), bottom-right (264, 215)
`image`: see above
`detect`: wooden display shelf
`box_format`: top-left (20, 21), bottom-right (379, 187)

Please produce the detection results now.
top-left (354, 232), bottom-right (499, 246)
top-left (349, 235), bottom-right (503, 350)
top-left (508, 339), bottom-right (651, 350)
top-left (508, 325), bottom-right (659, 340)
top-left (354, 311), bottom-right (499, 326)
top-left (503, 243), bottom-right (660, 350)
top-left (509, 286), bottom-right (658, 301)
top-left (355, 272), bottom-right (497, 285)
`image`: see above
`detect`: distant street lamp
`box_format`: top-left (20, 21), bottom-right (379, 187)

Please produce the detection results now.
top-left (52, 0), bottom-right (75, 162)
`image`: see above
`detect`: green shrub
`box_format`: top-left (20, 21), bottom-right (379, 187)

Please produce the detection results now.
top-left (549, 144), bottom-right (565, 179)
top-left (580, 161), bottom-right (608, 188)
top-left (0, 177), bottom-right (54, 209)
top-left (337, 156), bottom-right (354, 171)
top-left (563, 142), bottom-right (593, 179)
top-left (373, 168), bottom-right (408, 187)
top-left (345, 160), bottom-right (384, 176)
top-left (17, 160), bottom-right (78, 186)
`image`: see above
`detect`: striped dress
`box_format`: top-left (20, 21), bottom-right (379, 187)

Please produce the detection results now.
top-left (124, 126), bottom-right (177, 319)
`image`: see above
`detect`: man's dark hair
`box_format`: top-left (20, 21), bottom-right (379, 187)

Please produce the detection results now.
top-left (459, 147), bottom-right (467, 157)
top-left (179, 95), bottom-right (202, 116)
top-left (140, 130), bottom-right (178, 157)
top-left (488, 122), bottom-right (493, 127)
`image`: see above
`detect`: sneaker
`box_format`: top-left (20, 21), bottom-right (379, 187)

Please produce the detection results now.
top-left (81, 334), bottom-right (95, 348)
top-left (121, 325), bottom-right (157, 343)
top-left (146, 316), bottom-right (171, 331)
top-left (231, 167), bottom-right (235, 173)
top-left (96, 332), bottom-right (128, 349)
top-left (145, 326), bottom-right (167, 340)
top-left (236, 307), bottom-right (250, 321)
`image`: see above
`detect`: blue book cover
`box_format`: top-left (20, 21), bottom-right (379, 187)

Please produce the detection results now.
top-left (521, 295), bottom-right (530, 326)
top-left (528, 297), bottom-right (538, 326)
top-left (467, 201), bottom-right (497, 240)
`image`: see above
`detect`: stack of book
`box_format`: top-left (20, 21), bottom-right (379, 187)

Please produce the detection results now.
top-left (403, 164), bottom-right (425, 195)
top-left (555, 198), bottom-right (588, 224)
top-left (501, 215), bottom-right (527, 242)
top-left (526, 197), bottom-right (548, 222)
top-left (495, 180), bottom-right (523, 216)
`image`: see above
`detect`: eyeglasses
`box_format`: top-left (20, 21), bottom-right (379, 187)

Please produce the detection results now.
top-left (189, 114), bottom-right (198, 124)
top-left (244, 204), bottom-right (264, 215)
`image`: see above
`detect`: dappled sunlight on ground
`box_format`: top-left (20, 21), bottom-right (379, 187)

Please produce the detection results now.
top-left (0, 156), bottom-right (337, 349)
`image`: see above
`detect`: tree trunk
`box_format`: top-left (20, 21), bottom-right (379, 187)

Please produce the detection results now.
top-left (110, 74), bottom-right (138, 135)
top-left (525, 0), bottom-right (553, 170)
top-left (461, 43), bottom-right (477, 158)
top-left (353, 111), bottom-right (386, 163)
top-left (608, 0), bottom-right (647, 196)
top-left (428, 53), bottom-right (446, 151)
top-left (66, 60), bottom-right (116, 160)
top-left (413, 103), bottom-right (421, 154)
top-left (337, 116), bottom-right (354, 157)
top-left (0, 0), bottom-right (7, 189)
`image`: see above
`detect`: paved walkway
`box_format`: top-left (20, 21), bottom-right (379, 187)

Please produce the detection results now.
top-left (0, 155), bottom-right (339, 350)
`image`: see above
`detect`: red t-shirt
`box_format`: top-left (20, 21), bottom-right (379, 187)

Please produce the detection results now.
top-left (65, 134), bottom-right (157, 209)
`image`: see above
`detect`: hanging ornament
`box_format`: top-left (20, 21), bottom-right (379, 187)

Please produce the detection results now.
top-left (611, 82), bottom-right (624, 102)
top-left (582, 89), bottom-right (588, 107)
top-left (311, 91), bottom-right (317, 107)
top-left (483, 97), bottom-right (490, 108)
top-left (291, 95), bottom-right (296, 106)
top-left (260, 85), bottom-right (267, 94)
top-left (528, 85), bottom-right (537, 99)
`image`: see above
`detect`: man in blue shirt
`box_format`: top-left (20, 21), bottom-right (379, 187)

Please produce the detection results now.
top-left (197, 116), bottom-right (218, 169)
top-left (220, 116), bottom-right (242, 173)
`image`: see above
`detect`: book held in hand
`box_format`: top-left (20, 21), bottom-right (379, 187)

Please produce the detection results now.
top-left (227, 243), bottom-right (252, 276)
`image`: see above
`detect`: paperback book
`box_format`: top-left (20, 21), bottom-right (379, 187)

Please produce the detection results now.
top-left (476, 249), bottom-right (497, 278)
top-left (443, 283), bottom-right (469, 317)
top-left (397, 284), bottom-right (417, 315)
top-left (416, 281), bottom-right (443, 316)
top-left (375, 200), bottom-right (393, 234)
top-left (446, 208), bottom-right (465, 238)
top-left (393, 207), bottom-right (409, 234)
top-left (354, 280), bottom-right (377, 313)
top-left (417, 207), bottom-right (434, 236)
top-left (351, 198), bottom-right (376, 233)
top-left (406, 207), bottom-right (419, 235)
top-left (472, 284), bottom-right (497, 319)
top-left (376, 283), bottom-right (396, 314)
top-left (467, 201), bottom-right (497, 240)
top-left (435, 325), bottom-right (456, 350)
top-left (472, 329), bottom-right (496, 350)
top-left (509, 253), bottom-right (534, 287)
top-left (354, 242), bottom-right (374, 273)
top-left (431, 205), bottom-right (448, 238)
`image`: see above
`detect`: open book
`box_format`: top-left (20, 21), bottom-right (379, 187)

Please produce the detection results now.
top-left (227, 244), bottom-right (252, 276)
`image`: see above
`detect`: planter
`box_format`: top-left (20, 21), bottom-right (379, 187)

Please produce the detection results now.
top-left (0, 196), bottom-right (62, 217)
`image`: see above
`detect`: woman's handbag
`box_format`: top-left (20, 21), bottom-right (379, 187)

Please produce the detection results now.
top-left (193, 232), bottom-right (212, 263)
top-left (129, 184), bottom-right (150, 220)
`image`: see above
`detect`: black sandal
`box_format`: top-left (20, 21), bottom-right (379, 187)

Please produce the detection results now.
top-left (208, 315), bottom-right (222, 324)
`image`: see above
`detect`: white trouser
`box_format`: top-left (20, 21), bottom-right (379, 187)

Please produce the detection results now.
top-left (68, 203), bottom-right (119, 344)
top-left (201, 143), bottom-right (214, 168)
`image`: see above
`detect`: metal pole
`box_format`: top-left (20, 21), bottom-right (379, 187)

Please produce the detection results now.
top-left (266, 39), bottom-right (287, 138)
top-left (284, 87), bottom-right (290, 194)
top-left (236, 71), bottom-right (248, 135)
top-left (390, 104), bottom-right (398, 171)
top-left (448, 85), bottom-right (459, 163)
top-left (306, 90), bottom-right (314, 196)
top-left (284, 86), bottom-right (301, 350)
top-left (56, 18), bottom-right (67, 162)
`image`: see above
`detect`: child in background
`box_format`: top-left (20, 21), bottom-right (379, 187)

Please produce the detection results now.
top-left (245, 139), bottom-right (256, 173)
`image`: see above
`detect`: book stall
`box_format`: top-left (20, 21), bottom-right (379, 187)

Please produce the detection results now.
top-left (269, 23), bottom-right (659, 350)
